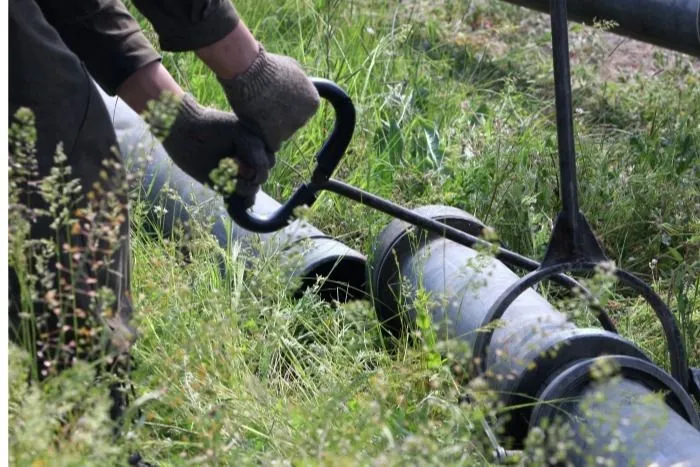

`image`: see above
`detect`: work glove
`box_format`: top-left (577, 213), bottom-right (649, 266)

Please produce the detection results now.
top-left (218, 45), bottom-right (320, 153)
top-left (162, 94), bottom-right (273, 208)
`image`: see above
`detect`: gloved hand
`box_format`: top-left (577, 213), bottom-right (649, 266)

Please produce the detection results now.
top-left (162, 94), bottom-right (273, 208)
top-left (218, 45), bottom-right (320, 153)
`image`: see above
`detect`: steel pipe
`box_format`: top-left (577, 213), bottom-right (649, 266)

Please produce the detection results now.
top-left (371, 205), bottom-right (700, 461)
top-left (501, 0), bottom-right (700, 57)
top-left (98, 87), bottom-right (368, 302)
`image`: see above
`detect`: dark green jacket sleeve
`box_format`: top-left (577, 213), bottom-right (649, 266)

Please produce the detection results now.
top-left (130, 0), bottom-right (240, 52)
top-left (37, 0), bottom-right (240, 95)
top-left (37, 0), bottom-right (162, 95)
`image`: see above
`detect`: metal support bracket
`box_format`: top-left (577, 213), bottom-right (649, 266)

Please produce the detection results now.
top-left (541, 211), bottom-right (608, 267)
top-left (475, 0), bottom-right (698, 411)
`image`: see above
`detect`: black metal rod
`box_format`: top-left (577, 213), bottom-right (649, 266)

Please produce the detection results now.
top-left (550, 0), bottom-right (581, 238)
top-left (323, 178), bottom-right (583, 289)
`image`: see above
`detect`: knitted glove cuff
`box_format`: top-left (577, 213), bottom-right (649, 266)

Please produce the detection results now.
top-left (160, 93), bottom-right (205, 142)
top-left (175, 93), bottom-right (205, 122)
top-left (217, 44), bottom-right (279, 102)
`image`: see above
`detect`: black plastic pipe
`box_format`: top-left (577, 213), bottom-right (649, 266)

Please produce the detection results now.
top-left (530, 356), bottom-right (700, 465)
top-left (371, 205), bottom-right (700, 461)
top-left (98, 87), bottom-right (368, 302)
top-left (501, 0), bottom-right (700, 57)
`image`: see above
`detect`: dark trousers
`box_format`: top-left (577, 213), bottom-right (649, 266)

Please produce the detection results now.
top-left (9, 0), bottom-right (135, 420)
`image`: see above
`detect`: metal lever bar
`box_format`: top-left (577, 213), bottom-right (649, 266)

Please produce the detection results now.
top-left (226, 78), bottom-right (356, 232)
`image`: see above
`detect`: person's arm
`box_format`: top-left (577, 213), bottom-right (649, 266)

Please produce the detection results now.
top-left (116, 61), bottom-right (183, 114)
top-left (195, 21), bottom-right (260, 80)
top-left (40, 0), bottom-right (318, 151)
top-left (128, 0), bottom-right (320, 152)
top-left (35, 0), bottom-right (256, 109)
top-left (117, 20), bottom-right (260, 113)
top-left (35, 0), bottom-right (270, 205)
top-left (129, 0), bottom-right (242, 53)
top-left (38, 0), bottom-right (318, 205)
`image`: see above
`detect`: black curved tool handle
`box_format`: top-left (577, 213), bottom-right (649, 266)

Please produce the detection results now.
top-left (226, 78), bottom-right (356, 233)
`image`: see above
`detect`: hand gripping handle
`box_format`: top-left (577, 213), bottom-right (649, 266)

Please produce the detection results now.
top-left (226, 78), bottom-right (356, 233)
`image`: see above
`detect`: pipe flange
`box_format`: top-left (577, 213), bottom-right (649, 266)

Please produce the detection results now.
top-left (370, 205), bottom-right (485, 338)
top-left (530, 356), bottom-right (700, 431)
top-left (493, 328), bottom-right (649, 443)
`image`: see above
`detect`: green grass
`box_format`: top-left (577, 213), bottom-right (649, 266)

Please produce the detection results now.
top-left (9, 0), bottom-right (700, 465)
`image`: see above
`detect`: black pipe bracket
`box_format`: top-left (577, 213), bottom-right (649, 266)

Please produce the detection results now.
top-left (472, 261), bottom-right (691, 395)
